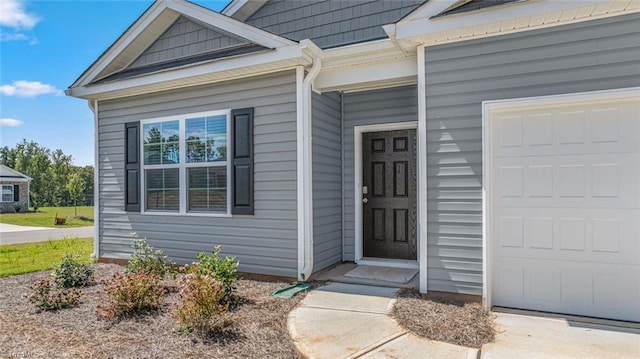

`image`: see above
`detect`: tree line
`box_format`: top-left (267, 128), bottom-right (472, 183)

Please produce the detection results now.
top-left (1, 140), bottom-right (94, 208)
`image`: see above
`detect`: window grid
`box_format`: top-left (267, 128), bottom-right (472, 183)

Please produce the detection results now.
top-left (1, 185), bottom-right (13, 202)
top-left (140, 109), bottom-right (231, 216)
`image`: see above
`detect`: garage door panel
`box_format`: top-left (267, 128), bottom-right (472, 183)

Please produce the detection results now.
top-left (492, 153), bottom-right (640, 209)
top-left (493, 208), bottom-right (639, 265)
top-left (489, 91), bottom-right (640, 322)
top-left (494, 258), bottom-right (640, 321)
top-left (492, 101), bottom-right (640, 158)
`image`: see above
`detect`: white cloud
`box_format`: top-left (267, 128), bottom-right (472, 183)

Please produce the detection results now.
top-left (0, 80), bottom-right (61, 97)
top-left (0, 32), bottom-right (26, 41)
top-left (0, 118), bottom-right (24, 127)
top-left (0, 0), bottom-right (39, 29)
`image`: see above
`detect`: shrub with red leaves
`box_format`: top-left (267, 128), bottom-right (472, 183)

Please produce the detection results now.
top-left (29, 279), bottom-right (81, 311)
top-left (96, 271), bottom-right (164, 320)
top-left (173, 266), bottom-right (227, 333)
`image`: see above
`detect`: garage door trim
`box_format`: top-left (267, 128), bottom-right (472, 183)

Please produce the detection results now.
top-left (481, 86), bottom-right (640, 312)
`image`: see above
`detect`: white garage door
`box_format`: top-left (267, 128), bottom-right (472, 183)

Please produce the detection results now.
top-left (487, 89), bottom-right (640, 322)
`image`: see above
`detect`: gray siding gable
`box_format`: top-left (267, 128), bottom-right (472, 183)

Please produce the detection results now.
top-left (246, 0), bottom-right (425, 49)
top-left (424, 12), bottom-right (640, 295)
top-left (131, 15), bottom-right (252, 68)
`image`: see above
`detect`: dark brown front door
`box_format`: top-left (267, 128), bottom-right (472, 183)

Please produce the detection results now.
top-left (362, 129), bottom-right (417, 260)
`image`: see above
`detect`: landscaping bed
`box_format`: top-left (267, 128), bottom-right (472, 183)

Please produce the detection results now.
top-left (0, 263), bottom-right (304, 358)
top-left (392, 288), bottom-right (495, 348)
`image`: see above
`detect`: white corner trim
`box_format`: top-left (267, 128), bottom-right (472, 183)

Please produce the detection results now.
top-left (91, 99), bottom-right (100, 259)
top-left (353, 121), bottom-right (419, 265)
top-left (417, 45), bottom-right (428, 294)
top-left (480, 86), bottom-right (640, 311)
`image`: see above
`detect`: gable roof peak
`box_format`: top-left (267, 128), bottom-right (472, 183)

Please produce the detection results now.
top-left (69, 0), bottom-right (295, 90)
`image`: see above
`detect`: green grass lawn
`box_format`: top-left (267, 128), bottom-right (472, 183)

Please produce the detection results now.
top-left (0, 237), bottom-right (93, 277)
top-left (0, 206), bottom-right (94, 228)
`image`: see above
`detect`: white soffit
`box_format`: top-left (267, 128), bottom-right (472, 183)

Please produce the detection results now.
top-left (395, 0), bottom-right (640, 47)
top-left (314, 39), bottom-right (417, 92)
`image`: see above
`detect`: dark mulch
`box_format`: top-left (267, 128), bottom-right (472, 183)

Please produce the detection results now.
top-left (0, 264), bottom-right (305, 359)
top-left (392, 289), bottom-right (495, 348)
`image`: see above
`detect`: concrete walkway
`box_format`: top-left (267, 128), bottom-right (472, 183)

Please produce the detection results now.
top-left (0, 223), bottom-right (94, 245)
top-left (288, 282), bottom-right (478, 359)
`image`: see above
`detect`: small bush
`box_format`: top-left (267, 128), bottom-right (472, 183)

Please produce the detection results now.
top-left (13, 203), bottom-right (22, 213)
top-left (29, 279), bottom-right (81, 311)
top-left (173, 269), bottom-right (227, 333)
top-left (125, 234), bottom-right (175, 278)
top-left (51, 253), bottom-right (95, 288)
top-left (96, 271), bottom-right (164, 320)
top-left (182, 246), bottom-right (239, 303)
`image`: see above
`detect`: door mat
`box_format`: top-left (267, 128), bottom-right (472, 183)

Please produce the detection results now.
top-left (272, 282), bottom-right (312, 299)
top-left (344, 265), bottom-right (418, 284)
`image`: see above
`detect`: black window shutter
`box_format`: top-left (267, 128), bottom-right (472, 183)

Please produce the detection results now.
top-left (231, 108), bottom-right (254, 215)
top-left (13, 185), bottom-right (19, 202)
top-left (125, 121), bottom-right (141, 212)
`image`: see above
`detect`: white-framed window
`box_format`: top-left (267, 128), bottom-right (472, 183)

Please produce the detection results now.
top-left (140, 109), bottom-right (231, 216)
top-left (1, 185), bottom-right (13, 202)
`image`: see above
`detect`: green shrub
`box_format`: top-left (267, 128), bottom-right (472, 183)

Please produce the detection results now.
top-left (124, 234), bottom-right (175, 278)
top-left (173, 269), bottom-right (227, 333)
top-left (29, 279), bottom-right (81, 311)
top-left (96, 271), bottom-right (164, 320)
top-left (51, 253), bottom-right (95, 288)
top-left (182, 246), bottom-right (239, 303)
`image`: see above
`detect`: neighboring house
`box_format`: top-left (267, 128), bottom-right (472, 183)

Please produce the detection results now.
top-left (0, 165), bottom-right (31, 213)
top-left (66, 0), bottom-right (640, 322)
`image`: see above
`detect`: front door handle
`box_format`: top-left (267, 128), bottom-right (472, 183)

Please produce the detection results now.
top-left (362, 198), bottom-right (368, 203)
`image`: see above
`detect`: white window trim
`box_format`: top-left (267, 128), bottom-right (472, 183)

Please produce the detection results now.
top-left (140, 109), bottom-right (232, 217)
top-left (1, 184), bottom-right (14, 203)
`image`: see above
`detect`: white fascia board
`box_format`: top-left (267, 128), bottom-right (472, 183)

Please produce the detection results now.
top-left (171, 0), bottom-right (295, 48)
top-left (396, 0), bottom-right (619, 43)
top-left (72, 1), bottom-right (168, 88)
top-left (0, 178), bottom-right (30, 183)
top-left (221, 0), bottom-right (246, 16)
top-left (73, 0), bottom-right (294, 89)
top-left (69, 44), bottom-right (310, 100)
top-left (0, 165), bottom-right (32, 180)
top-left (221, 0), bottom-right (268, 21)
top-left (399, 0), bottom-right (460, 22)
top-left (315, 55), bottom-right (417, 93)
top-left (320, 39), bottom-right (409, 69)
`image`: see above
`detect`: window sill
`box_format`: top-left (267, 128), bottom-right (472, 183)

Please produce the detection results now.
top-left (140, 211), bottom-right (232, 218)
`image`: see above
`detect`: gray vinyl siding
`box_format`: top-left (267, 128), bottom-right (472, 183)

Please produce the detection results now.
top-left (97, 71), bottom-right (298, 278)
top-left (245, 0), bottom-right (424, 49)
top-left (131, 16), bottom-right (248, 68)
top-left (424, 13), bottom-right (640, 295)
top-left (342, 85), bottom-right (418, 260)
top-left (312, 91), bottom-right (343, 272)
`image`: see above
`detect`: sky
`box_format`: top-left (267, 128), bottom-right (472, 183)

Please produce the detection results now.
top-left (0, 0), bottom-right (229, 166)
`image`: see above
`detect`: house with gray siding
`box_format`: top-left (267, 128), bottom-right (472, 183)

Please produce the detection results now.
top-left (0, 165), bottom-right (31, 213)
top-left (67, 0), bottom-right (640, 323)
